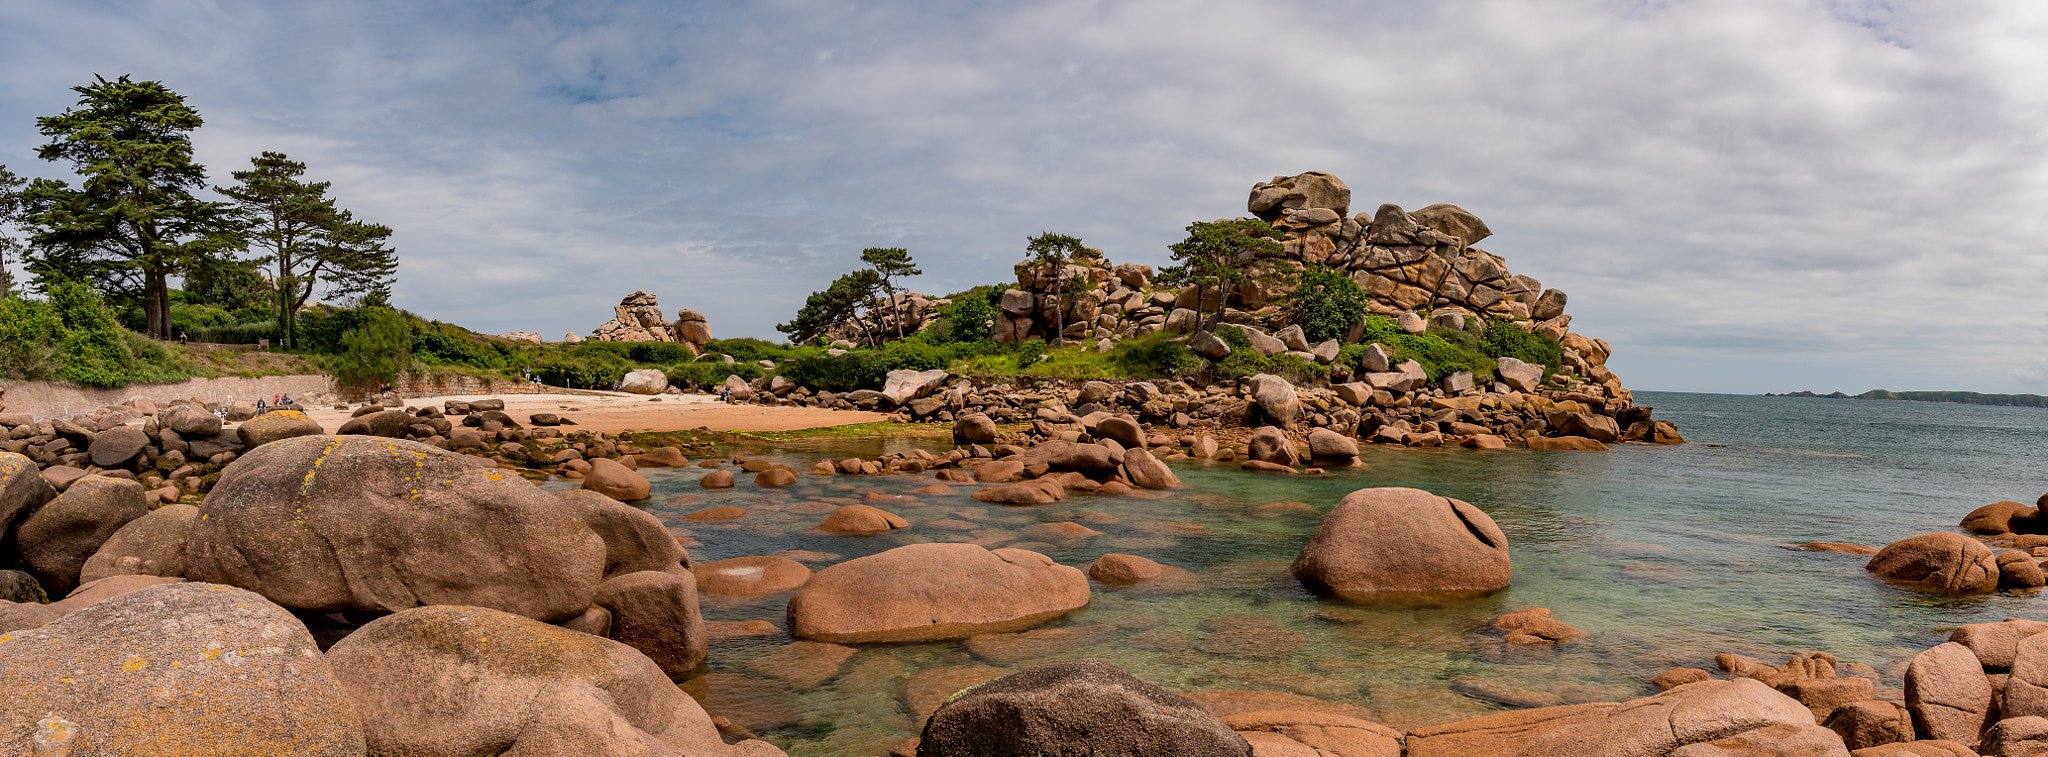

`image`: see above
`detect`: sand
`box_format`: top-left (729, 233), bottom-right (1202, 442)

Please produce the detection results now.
top-left (295, 391), bottom-right (891, 435)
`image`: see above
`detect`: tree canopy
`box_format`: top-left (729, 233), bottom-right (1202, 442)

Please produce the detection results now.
top-left (1026, 232), bottom-right (1089, 342)
top-left (20, 75), bottom-right (243, 339)
top-left (1159, 218), bottom-right (1284, 330)
top-left (220, 151), bottom-right (397, 348)
top-left (0, 164), bottom-right (23, 293)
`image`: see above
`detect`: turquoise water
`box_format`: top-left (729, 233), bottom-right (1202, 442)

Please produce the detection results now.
top-left (554, 391), bottom-right (2048, 756)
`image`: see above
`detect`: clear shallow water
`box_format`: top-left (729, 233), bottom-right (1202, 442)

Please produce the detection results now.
top-left (553, 392), bottom-right (2048, 756)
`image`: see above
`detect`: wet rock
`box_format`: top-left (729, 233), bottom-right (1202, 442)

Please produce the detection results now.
top-left (818, 504), bottom-right (909, 534)
top-left (694, 556), bottom-right (811, 598)
top-left (1248, 426), bottom-right (1300, 467)
top-left (966, 626), bottom-right (1116, 664)
top-left (187, 435), bottom-right (608, 623)
top-left (1196, 626), bottom-right (1307, 659)
top-left (1462, 434), bottom-right (1508, 449)
top-left (1096, 416), bottom-right (1145, 449)
top-left (1306, 428), bottom-right (1359, 463)
top-left (1867, 533), bottom-right (1999, 593)
top-left (1122, 448), bottom-right (1181, 489)
top-left (1291, 487), bottom-right (1511, 600)
top-left (1654, 668), bottom-right (1713, 691)
top-left (638, 446), bottom-right (687, 467)
top-left (78, 503), bottom-right (197, 583)
top-left (787, 543), bottom-right (1089, 643)
top-left (1964, 501), bottom-right (2038, 534)
top-left (1799, 542), bottom-right (1882, 555)
top-left (2002, 550), bottom-right (2047, 589)
top-left (16, 475), bottom-right (147, 596)
top-left (582, 457), bottom-right (652, 501)
top-left (328, 604), bottom-right (781, 756)
top-left (1090, 553), bottom-right (1165, 582)
top-left (973, 479), bottom-right (1066, 505)
top-left (1526, 436), bottom-right (1609, 451)
top-left (919, 659), bottom-right (1250, 757)
top-left (755, 467), bottom-right (799, 486)
top-left (1490, 607), bottom-right (1589, 643)
top-left (1905, 642), bottom-right (1994, 747)
top-left (686, 505), bottom-right (747, 521)
top-left (700, 469), bottom-right (736, 488)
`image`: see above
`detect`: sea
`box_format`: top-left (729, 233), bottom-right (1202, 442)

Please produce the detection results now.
top-left (548, 391), bottom-right (2048, 756)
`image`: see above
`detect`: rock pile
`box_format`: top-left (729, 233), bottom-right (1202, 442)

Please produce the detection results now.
top-left (588, 290), bottom-right (714, 354)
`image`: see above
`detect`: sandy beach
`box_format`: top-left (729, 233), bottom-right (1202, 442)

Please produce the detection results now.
top-left (295, 391), bottom-right (892, 435)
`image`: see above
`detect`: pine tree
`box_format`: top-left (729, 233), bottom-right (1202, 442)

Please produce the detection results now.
top-left (1026, 232), bottom-right (1087, 343)
top-left (20, 75), bottom-right (243, 339)
top-left (858, 247), bottom-right (921, 340)
top-left (220, 151), bottom-right (397, 349)
top-left (1160, 219), bottom-right (1284, 331)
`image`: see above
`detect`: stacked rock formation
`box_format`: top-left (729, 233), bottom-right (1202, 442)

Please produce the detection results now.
top-left (824, 290), bottom-right (949, 346)
top-left (588, 290), bottom-right (713, 354)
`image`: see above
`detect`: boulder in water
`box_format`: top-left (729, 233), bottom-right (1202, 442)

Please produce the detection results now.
top-left (1290, 487), bottom-right (1510, 600)
top-left (1865, 532), bottom-right (1998, 593)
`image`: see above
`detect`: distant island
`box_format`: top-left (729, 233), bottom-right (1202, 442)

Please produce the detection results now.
top-left (1767, 389), bottom-right (2048, 408)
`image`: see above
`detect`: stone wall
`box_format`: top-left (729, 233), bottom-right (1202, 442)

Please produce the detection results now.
top-left (0, 375), bottom-right (338, 422)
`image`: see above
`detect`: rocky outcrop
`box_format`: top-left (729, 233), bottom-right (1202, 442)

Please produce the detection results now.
top-left (1291, 487), bottom-right (1511, 600)
top-left (1866, 533), bottom-right (2000, 593)
top-left (587, 290), bottom-right (713, 354)
top-left (1405, 679), bottom-right (1825, 757)
top-left (786, 543), bottom-right (1089, 642)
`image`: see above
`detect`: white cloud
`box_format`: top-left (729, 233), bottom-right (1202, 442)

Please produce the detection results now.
top-left (3, 0), bottom-right (2047, 393)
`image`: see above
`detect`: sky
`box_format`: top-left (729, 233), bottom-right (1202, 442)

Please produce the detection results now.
top-left (1, 0), bottom-right (2045, 395)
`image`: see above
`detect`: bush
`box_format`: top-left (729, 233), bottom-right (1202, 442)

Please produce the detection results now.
top-left (170, 303), bottom-right (236, 336)
top-left (668, 361), bottom-right (763, 390)
top-left (50, 282), bottom-right (139, 388)
top-left (189, 320), bottom-right (277, 344)
top-left (0, 295), bottom-right (63, 381)
top-left (924, 287), bottom-right (1003, 344)
top-left (1285, 266), bottom-right (1369, 343)
top-left (332, 307), bottom-right (412, 388)
top-left (703, 338), bottom-right (808, 363)
top-left (1483, 318), bottom-right (1562, 371)
top-left (1111, 332), bottom-right (1201, 378)
top-left (1208, 326), bottom-right (1325, 383)
top-left (531, 351), bottom-right (632, 390)
top-left (779, 339), bottom-right (960, 391)
top-left (412, 320), bottom-right (519, 369)
top-left (627, 342), bottom-right (702, 365)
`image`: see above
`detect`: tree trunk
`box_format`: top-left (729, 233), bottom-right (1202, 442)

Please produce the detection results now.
top-left (145, 268), bottom-right (170, 340)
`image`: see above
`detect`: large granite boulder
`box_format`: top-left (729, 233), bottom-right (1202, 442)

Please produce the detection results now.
top-left (1405, 679), bottom-right (1826, 757)
top-left (954, 413), bottom-right (999, 445)
top-left (327, 605), bottom-right (782, 757)
top-left (620, 368), bottom-right (670, 395)
top-left (1247, 374), bottom-right (1300, 428)
top-left (15, 475), bottom-right (147, 596)
top-left (335, 409), bottom-right (412, 438)
top-left (78, 503), bottom-right (198, 583)
top-left (882, 369), bottom-right (950, 405)
top-left (2001, 632), bottom-right (2048, 722)
top-left (163, 404), bottom-right (223, 436)
top-left (920, 659), bottom-right (1251, 757)
top-left (1222, 710), bottom-right (1402, 757)
top-left (1409, 203), bottom-right (1492, 247)
top-left (594, 570), bottom-right (707, 681)
top-left (553, 490), bottom-right (692, 580)
top-left (582, 457), bottom-right (652, 501)
top-left (236, 409), bottom-right (324, 448)
top-left (1122, 448), bottom-right (1181, 490)
top-left (1904, 642), bottom-right (1994, 747)
top-left (1496, 357), bottom-right (1544, 393)
top-left (1306, 428), bottom-right (1360, 463)
top-left (186, 435), bottom-right (607, 623)
top-left (86, 426), bottom-right (149, 467)
top-left (1291, 487), bottom-right (1510, 600)
top-left (0, 582), bottom-right (365, 756)
top-left (788, 543), bottom-right (1089, 642)
top-left (1866, 533), bottom-right (1999, 593)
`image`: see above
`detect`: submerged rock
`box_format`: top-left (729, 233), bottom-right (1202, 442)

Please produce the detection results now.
top-left (919, 659), bottom-right (1251, 757)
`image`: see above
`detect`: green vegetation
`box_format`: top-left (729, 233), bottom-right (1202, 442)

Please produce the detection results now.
top-left (0, 283), bottom-right (195, 387)
top-left (1284, 265), bottom-right (1370, 343)
top-left (778, 247), bottom-right (927, 346)
top-left (221, 151), bottom-right (396, 349)
top-left (331, 306), bottom-right (412, 388)
top-left (1158, 218), bottom-right (1284, 330)
top-left (1026, 232), bottom-right (1090, 341)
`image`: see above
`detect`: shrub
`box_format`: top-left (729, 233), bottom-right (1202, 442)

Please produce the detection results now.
top-left (50, 282), bottom-right (138, 388)
top-left (627, 342), bottom-right (702, 365)
top-left (0, 295), bottom-right (63, 381)
top-left (924, 287), bottom-right (1003, 344)
top-left (1111, 332), bottom-right (1201, 378)
top-left (332, 307), bottom-right (412, 388)
top-left (189, 320), bottom-right (277, 344)
top-left (412, 320), bottom-right (518, 369)
top-left (1483, 318), bottom-right (1562, 371)
top-left (668, 361), bottom-right (763, 390)
top-left (703, 338), bottom-right (804, 363)
top-left (531, 352), bottom-right (632, 390)
top-left (1284, 266), bottom-right (1369, 343)
top-left (1208, 326), bottom-right (1325, 383)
